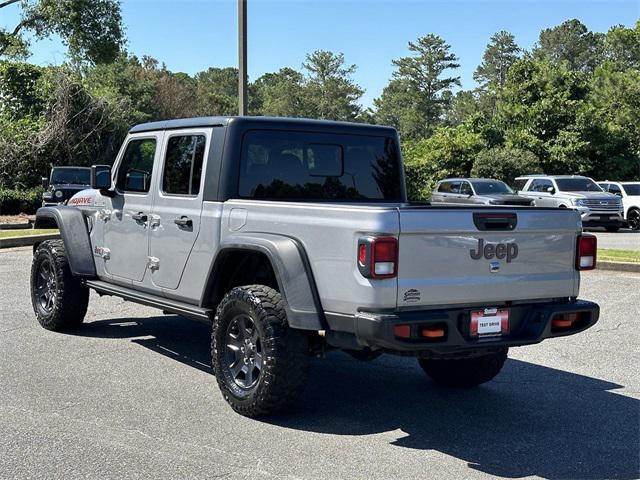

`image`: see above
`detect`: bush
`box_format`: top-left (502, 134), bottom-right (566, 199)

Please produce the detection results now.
top-left (403, 125), bottom-right (486, 201)
top-left (0, 187), bottom-right (44, 215)
top-left (471, 147), bottom-right (541, 185)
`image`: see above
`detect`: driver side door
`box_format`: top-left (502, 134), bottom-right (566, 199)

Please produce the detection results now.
top-left (102, 133), bottom-right (163, 284)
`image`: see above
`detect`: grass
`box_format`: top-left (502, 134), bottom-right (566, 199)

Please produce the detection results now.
top-left (599, 248), bottom-right (640, 264)
top-left (0, 228), bottom-right (58, 239)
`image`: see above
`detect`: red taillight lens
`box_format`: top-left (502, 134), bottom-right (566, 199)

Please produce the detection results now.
top-left (357, 236), bottom-right (398, 279)
top-left (576, 234), bottom-right (597, 270)
top-left (372, 237), bottom-right (398, 278)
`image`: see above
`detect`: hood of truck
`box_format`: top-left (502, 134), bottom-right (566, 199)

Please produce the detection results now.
top-left (559, 192), bottom-right (617, 200)
top-left (396, 207), bottom-right (581, 308)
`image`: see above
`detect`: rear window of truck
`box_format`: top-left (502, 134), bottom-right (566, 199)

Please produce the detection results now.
top-left (238, 130), bottom-right (403, 201)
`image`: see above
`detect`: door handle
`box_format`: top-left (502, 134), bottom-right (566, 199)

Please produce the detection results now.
top-left (132, 212), bottom-right (147, 222)
top-left (174, 216), bottom-right (193, 227)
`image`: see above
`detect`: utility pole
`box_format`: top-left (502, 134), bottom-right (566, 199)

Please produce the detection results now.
top-left (238, 0), bottom-right (248, 116)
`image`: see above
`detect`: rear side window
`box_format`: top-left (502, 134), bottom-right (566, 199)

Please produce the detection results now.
top-left (513, 179), bottom-right (528, 191)
top-left (438, 182), bottom-right (451, 192)
top-left (117, 138), bottom-right (157, 193)
top-left (238, 130), bottom-right (402, 201)
top-left (162, 135), bottom-right (206, 195)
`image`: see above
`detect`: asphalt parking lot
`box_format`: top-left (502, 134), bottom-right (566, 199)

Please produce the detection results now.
top-left (1, 246), bottom-right (638, 480)
top-left (589, 229), bottom-right (639, 250)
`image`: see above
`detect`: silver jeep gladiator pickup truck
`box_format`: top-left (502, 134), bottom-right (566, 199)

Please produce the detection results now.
top-left (31, 116), bottom-right (600, 417)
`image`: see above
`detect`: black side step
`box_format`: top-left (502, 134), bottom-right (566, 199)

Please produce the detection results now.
top-left (84, 280), bottom-right (212, 322)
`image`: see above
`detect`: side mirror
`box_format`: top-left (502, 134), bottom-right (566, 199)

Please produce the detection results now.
top-left (546, 186), bottom-right (556, 194)
top-left (91, 164), bottom-right (112, 191)
top-left (41, 177), bottom-right (49, 188)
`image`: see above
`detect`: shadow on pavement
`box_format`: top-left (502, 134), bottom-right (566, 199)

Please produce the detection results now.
top-left (74, 315), bottom-right (639, 480)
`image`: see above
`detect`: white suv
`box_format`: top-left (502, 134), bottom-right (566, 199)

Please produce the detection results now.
top-left (597, 181), bottom-right (640, 231)
top-left (515, 175), bottom-right (624, 232)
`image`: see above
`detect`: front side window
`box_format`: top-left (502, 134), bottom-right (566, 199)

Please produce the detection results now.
top-left (530, 179), bottom-right (553, 192)
top-left (460, 182), bottom-right (473, 195)
top-left (116, 138), bottom-right (157, 193)
top-left (449, 181), bottom-right (461, 194)
top-left (162, 135), bottom-right (206, 195)
top-left (239, 130), bottom-right (402, 201)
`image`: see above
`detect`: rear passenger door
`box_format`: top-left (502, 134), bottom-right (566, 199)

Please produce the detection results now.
top-left (148, 129), bottom-right (209, 290)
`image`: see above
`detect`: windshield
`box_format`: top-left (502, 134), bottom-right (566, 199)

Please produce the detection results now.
top-left (622, 184), bottom-right (640, 195)
top-left (51, 168), bottom-right (90, 185)
top-left (471, 180), bottom-right (514, 195)
top-left (555, 178), bottom-right (602, 192)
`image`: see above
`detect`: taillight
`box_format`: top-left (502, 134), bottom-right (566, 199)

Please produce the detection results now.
top-left (576, 234), bottom-right (597, 270)
top-left (357, 236), bottom-right (398, 279)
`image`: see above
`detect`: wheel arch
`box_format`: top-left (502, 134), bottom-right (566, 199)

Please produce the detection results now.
top-left (201, 234), bottom-right (326, 331)
top-left (34, 206), bottom-right (96, 277)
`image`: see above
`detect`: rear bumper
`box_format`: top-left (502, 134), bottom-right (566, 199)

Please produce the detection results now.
top-left (343, 300), bottom-right (599, 356)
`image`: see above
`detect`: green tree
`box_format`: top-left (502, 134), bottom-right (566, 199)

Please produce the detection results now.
top-left (302, 50), bottom-right (363, 121)
top-left (252, 67), bottom-right (308, 117)
top-left (603, 21), bottom-right (640, 70)
top-left (474, 31), bottom-right (520, 90)
top-left (403, 124), bottom-right (485, 200)
top-left (496, 58), bottom-right (591, 174)
top-left (194, 67), bottom-right (238, 116)
top-left (0, 0), bottom-right (123, 64)
top-left (471, 147), bottom-right (541, 185)
top-left (374, 34), bottom-right (460, 139)
top-left (534, 19), bottom-right (604, 72)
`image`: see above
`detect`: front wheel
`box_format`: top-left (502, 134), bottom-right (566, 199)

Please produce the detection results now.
top-left (627, 209), bottom-right (640, 231)
top-left (211, 285), bottom-right (309, 417)
top-left (30, 240), bottom-right (89, 331)
top-left (419, 349), bottom-right (508, 387)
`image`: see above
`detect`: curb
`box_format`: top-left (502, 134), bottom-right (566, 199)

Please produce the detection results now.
top-left (597, 260), bottom-right (640, 273)
top-left (0, 233), bottom-right (60, 249)
top-left (0, 222), bottom-right (33, 230)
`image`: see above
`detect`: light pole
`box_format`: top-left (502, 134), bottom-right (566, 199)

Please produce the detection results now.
top-left (238, 0), bottom-right (247, 116)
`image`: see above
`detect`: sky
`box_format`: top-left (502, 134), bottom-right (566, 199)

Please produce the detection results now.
top-left (2, 0), bottom-right (638, 108)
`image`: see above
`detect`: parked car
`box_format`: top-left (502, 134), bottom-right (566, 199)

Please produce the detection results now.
top-left (432, 178), bottom-right (534, 206)
top-left (514, 175), bottom-right (624, 232)
top-left (597, 181), bottom-right (640, 231)
top-left (31, 117), bottom-right (599, 417)
top-left (42, 166), bottom-right (91, 206)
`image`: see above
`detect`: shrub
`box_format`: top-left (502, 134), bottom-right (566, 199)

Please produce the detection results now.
top-left (471, 147), bottom-right (541, 186)
top-left (0, 187), bottom-right (44, 215)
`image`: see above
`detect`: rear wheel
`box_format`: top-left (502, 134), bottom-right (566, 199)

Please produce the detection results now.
top-left (418, 349), bottom-right (508, 387)
top-left (211, 285), bottom-right (309, 417)
top-left (627, 208), bottom-right (640, 231)
top-left (30, 240), bottom-right (89, 331)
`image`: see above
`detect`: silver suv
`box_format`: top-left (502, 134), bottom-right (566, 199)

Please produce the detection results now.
top-left (432, 178), bottom-right (534, 206)
top-left (515, 175), bottom-right (624, 232)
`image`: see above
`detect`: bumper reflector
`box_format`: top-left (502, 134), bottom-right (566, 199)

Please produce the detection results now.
top-left (394, 325), bottom-right (411, 338)
top-left (421, 327), bottom-right (445, 338)
top-left (552, 312), bottom-right (580, 329)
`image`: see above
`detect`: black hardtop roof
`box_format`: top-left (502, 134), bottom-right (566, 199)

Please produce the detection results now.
top-left (128, 116), bottom-right (397, 135)
top-left (52, 166), bottom-right (90, 170)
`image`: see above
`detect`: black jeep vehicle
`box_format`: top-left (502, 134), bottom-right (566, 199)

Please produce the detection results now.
top-left (42, 167), bottom-right (91, 206)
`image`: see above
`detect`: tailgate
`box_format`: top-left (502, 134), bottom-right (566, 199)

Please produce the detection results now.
top-left (397, 208), bottom-right (581, 308)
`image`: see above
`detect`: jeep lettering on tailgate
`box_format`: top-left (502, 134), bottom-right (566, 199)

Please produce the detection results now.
top-left (470, 238), bottom-right (518, 262)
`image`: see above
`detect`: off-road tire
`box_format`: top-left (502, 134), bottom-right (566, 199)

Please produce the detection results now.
top-left (211, 285), bottom-right (309, 417)
top-left (418, 349), bottom-right (508, 388)
top-left (30, 240), bottom-right (89, 331)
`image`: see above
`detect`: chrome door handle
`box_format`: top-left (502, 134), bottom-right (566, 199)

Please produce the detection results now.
top-left (174, 216), bottom-right (193, 227)
top-left (131, 212), bottom-right (147, 222)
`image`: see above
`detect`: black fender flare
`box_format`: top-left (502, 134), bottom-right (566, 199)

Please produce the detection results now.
top-left (34, 206), bottom-right (96, 277)
top-left (202, 233), bottom-right (326, 331)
